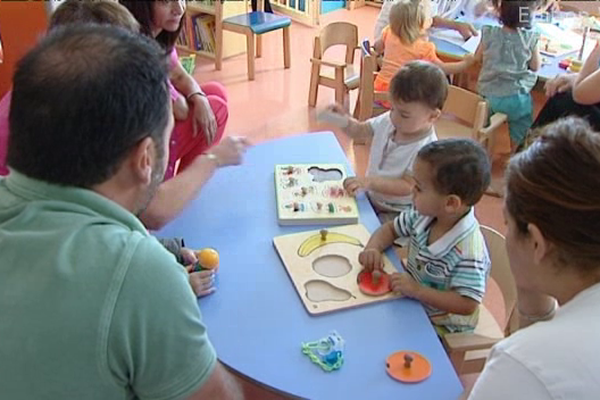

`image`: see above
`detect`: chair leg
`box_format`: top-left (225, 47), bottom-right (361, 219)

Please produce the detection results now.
top-left (245, 31), bottom-right (255, 81)
top-left (334, 69), bottom-right (345, 105)
top-left (216, 24), bottom-right (224, 71)
top-left (256, 34), bottom-right (262, 58)
top-left (308, 64), bottom-right (320, 107)
top-left (283, 26), bottom-right (291, 69)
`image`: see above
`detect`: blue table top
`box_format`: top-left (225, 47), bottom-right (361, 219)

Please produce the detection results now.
top-left (430, 16), bottom-right (573, 81)
top-left (158, 132), bottom-right (463, 399)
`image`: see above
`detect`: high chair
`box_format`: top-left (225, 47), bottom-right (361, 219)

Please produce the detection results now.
top-left (435, 86), bottom-right (507, 156)
top-left (308, 22), bottom-right (360, 107)
top-left (442, 226), bottom-right (520, 375)
top-left (352, 38), bottom-right (388, 123)
top-left (215, 0), bottom-right (291, 81)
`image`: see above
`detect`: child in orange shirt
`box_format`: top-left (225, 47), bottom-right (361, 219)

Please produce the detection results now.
top-left (374, 0), bottom-right (475, 94)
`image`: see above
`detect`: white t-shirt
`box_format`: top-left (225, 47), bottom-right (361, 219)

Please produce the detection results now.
top-left (374, 0), bottom-right (481, 41)
top-left (469, 282), bottom-right (600, 400)
top-left (366, 111), bottom-right (437, 212)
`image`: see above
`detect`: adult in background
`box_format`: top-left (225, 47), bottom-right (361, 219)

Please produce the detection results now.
top-left (0, 24), bottom-right (242, 399)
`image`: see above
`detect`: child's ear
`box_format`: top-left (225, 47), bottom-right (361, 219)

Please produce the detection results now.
top-left (444, 194), bottom-right (463, 213)
top-left (429, 109), bottom-right (442, 123)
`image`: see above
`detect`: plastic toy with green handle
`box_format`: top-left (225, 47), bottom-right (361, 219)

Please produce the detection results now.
top-left (301, 331), bottom-right (344, 372)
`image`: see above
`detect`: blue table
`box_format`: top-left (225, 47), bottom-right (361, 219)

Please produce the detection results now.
top-left (158, 132), bottom-right (463, 399)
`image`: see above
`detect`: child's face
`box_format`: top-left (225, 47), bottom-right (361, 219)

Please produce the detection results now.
top-left (152, 0), bottom-right (185, 33)
top-left (411, 158), bottom-right (447, 217)
top-left (390, 99), bottom-right (440, 136)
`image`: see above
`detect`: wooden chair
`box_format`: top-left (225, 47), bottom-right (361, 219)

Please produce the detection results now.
top-left (352, 38), bottom-right (388, 122)
top-left (442, 226), bottom-right (520, 375)
top-left (308, 22), bottom-right (360, 107)
top-left (435, 86), bottom-right (507, 156)
top-left (215, 0), bottom-right (291, 81)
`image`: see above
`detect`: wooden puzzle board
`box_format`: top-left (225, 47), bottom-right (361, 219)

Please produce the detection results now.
top-left (274, 164), bottom-right (359, 226)
top-left (273, 224), bottom-right (401, 315)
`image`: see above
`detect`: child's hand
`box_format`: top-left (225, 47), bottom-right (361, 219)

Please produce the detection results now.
top-left (455, 22), bottom-right (478, 40)
top-left (463, 53), bottom-right (476, 66)
top-left (343, 177), bottom-right (369, 196)
top-left (326, 103), bottom-right (350, 117)
top-left (358, 248), bottom-right (384, 271)
top-left (390, 272), bottom-right (420, 297)
top-left (180, 248), bottom-right (198, 266)
top-left (187, 266), bottom-right (217, 297)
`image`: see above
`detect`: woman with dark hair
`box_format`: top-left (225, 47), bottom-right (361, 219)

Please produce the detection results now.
top-left (467, 116), bottom-right (600, 399)
top-left (120, 0), bottom-right (230, 181)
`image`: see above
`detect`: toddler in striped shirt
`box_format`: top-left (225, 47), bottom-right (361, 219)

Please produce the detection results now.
top-left (359, 138), bottom-right (491, 333)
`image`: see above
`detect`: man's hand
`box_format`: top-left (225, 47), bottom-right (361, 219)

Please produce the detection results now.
top-left (208, 136), bottom-right (251, 167)
top-left (343, 176), bottom-right (369, 196)
top-left (390, 272), bottom-right (420, 297)
top-left (544, 74), bottom-right (576, 97)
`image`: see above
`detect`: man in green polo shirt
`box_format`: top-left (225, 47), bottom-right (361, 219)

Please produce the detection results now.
top-left (0, 25), bottom-right (242, 399)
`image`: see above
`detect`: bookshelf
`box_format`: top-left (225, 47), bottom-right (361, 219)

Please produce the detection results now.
top-left (176, 0), bottom-right (246, 60)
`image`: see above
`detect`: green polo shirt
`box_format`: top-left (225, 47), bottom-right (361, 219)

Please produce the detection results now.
top-left (0, 171), bottom-right (216, 400)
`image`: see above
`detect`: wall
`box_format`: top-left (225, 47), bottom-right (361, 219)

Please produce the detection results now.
top-left (0, 2), bottom-right (48, 97)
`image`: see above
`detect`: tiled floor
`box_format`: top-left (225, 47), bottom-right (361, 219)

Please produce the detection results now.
top-left (187, 5), bottom-right (547, 394)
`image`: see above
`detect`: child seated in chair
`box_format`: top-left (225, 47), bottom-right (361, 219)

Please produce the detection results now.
top-left (327, 61), bottom-right (447, 223)
top-left (373, 0), bottom-right (475, 98)
top-left (359, 139), bottom-right (492, 334)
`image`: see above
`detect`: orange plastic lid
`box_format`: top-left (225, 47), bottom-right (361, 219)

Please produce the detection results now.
top-left (386, 351), bottom-right (431, 383)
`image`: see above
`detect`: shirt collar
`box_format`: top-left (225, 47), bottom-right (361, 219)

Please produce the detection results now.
top-left (416, 207), bottom-right (478, 258)
top-left (3, 170), bottom-right (149, 235)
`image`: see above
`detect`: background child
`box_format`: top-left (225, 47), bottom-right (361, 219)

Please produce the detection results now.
top-left (359, 139), bottom-right (491, 333)
top-left (374, 0), bottom-right (475, 96)
top-left (327, 61), bottom-right (448, 223)
top-left (475, 0), bottom-right (542, 153)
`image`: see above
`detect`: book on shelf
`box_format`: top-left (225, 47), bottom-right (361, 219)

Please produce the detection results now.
top-left (177, 12), bottom-right (217, 54)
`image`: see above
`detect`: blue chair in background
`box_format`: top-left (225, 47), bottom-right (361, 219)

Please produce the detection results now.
top-left (215, 0), bottom-right (291, 80)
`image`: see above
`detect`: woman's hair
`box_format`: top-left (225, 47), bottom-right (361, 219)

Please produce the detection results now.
top-left (119, 0), bottom-right (184, 52)
top-left (492, 0), bottom-right (545, 29)
top-left (49, 0), bottom-right (140, 32)
top-left (389, 0), bottom-right (429, 45)
top-left (505, 117), bottom-right (600, 273)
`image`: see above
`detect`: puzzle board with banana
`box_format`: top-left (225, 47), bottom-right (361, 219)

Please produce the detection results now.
top-left (274, 164), bottom-right (359, 226)
top-left (273, 224), bottom-right (401, 315)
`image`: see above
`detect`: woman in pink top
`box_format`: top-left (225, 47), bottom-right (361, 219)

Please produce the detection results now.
top-left (120, 0), bottom-right (228, 180)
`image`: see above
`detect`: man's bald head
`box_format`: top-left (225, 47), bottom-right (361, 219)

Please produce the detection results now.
top-left (8, 24), bottom-right (170, 187)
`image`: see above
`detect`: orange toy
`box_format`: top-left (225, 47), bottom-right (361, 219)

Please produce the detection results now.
top-left (386, 351), bottom-right (431, 383)
top-left (196, 248), bottom-right (220, 270)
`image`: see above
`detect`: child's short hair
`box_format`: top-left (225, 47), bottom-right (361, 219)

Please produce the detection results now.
top-left (390, 61), bottom-right (448, 110)
top-left (389, 0), bottom-right (430, 44)
top-left (493, 0), bottom-right (544, 29)
top-left (49, 0), bottom-right (140, 32)
top-left (417, 139), bottom-right (491, 206)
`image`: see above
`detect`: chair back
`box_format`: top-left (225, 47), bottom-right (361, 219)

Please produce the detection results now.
top-left (353, 38), bottom-right (388, 121)
top-left (480, 226), bottom-right (518, 337)
top-left (317, 22), bottom-right (358, 64)
top-left (442, 85), bottom-right (487, 129)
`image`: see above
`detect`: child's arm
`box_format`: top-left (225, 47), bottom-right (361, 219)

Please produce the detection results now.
top-left (373, 38), bottom-right (385, 56)
top-left (435, 54), bottom-right (476, 75)
top-left (324, 104), bottom-right (374, 142)
top-left (344, 175), bottom-right (414, 197)
top-left (573, 41), bottom-right (600, 105)
top-left (391, 273), bottom-right (480, 314)
top-left (359, 221), bottom-right (398, 271)
top-left (528, 40), bottom-right (541, 72)
top-left (432, 17), bottom-right (478, 40)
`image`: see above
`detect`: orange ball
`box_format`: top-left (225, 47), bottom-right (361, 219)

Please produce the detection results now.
top-left (197, 248), bottom-right (219, 270)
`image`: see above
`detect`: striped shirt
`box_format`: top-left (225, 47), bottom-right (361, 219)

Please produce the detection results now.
top-left (393, 206), bottom-right (490, 332)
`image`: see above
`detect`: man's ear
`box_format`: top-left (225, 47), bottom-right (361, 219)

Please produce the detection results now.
top-left (429, 108), bottom-right (442, 123)
top-left (445, 194), bottom-right (463, 213)
top-left (129, 137), bottom-right (155, 185)
top-left (528, 223), bottom-right (550, 266)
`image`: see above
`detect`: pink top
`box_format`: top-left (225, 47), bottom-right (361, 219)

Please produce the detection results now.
top-left (0, 91), bottom-right (11, 176)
